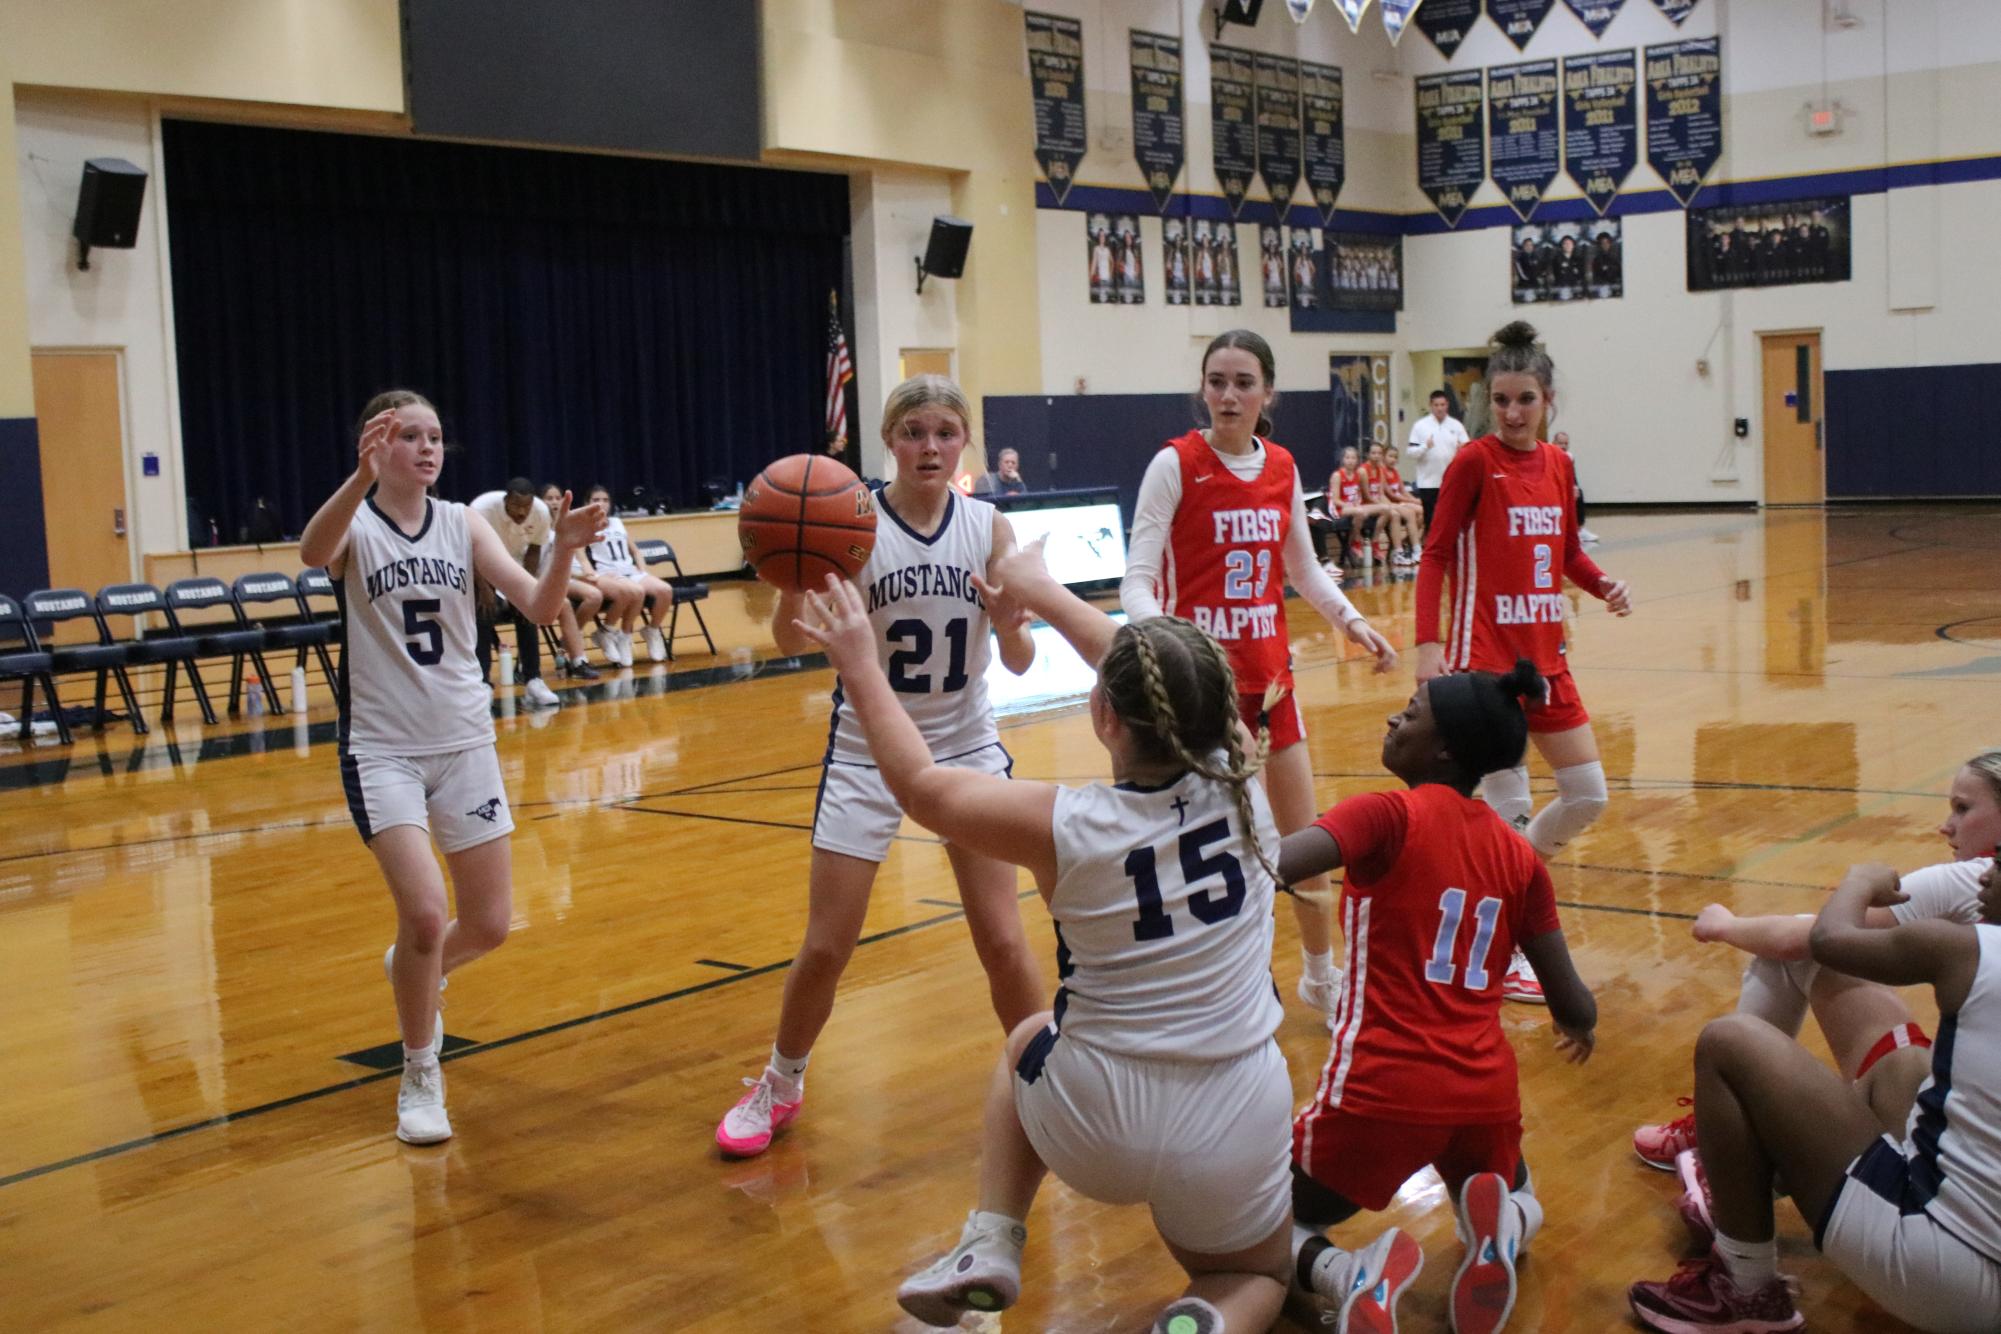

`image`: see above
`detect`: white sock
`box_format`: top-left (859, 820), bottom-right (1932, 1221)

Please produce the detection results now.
top-left (769, 1046), bottom-right (809, 1090)
top-left (1302, 947), bottom-right (1336, 982)
top-left (1524, 760), bottom-right (1609, 857)
top-left (403, 1043), bottom-right (436, 1065)
top-left (1737, 953), bottom-right (1812, 1038)
top-left (1712, 1231), bottom-right (1777, 1294)
top-left (969, 1209), bottom-right (1026, 1247)
top-left (1481, 764), bottom-right (1533, 828)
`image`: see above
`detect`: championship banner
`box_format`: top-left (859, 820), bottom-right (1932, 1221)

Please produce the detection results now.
top-left (1416, 70), bottom-right (1486, 227)
top-left (1300, 60), bottom-right (1347, 225)
top-left (1331, 0), bottom-right (1373, 33)
top-left (1652, 0), bottom-right (1699, 24)
top-left (1210, 45), bottom-right (1259, 218)
top-left (1025, 12), bottom-right (1086, 205)
top-left (1562, 0), bottom-right (1626, 38)
top-left (1562, 49), bottom-right (1637, 214)
top-left (1646, 36), bottom-right (1723, 207)
top-left (1416, 0), bottom-right (1480, 59)
top-left (1487, 0), bottom-right (1555, 51)
top-left (1381, 0), bottom-right (1422, 45)
top-left (1254, 53), bottom-right (1303, 218)
top-left (1129, 31), bottom-right (1185, 212)
top-left (1330, 353), bottom-right (1394, 458)
top-left (1488, 59), bottom-right (1560, 220)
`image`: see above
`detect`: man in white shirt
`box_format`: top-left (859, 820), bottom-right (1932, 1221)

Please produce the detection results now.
top-left (469, 479), bottom-right (562, 708)
top-left (1404, 390), bottom-right (1470, 529)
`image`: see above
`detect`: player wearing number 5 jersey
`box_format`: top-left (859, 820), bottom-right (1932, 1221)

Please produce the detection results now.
top-left (715, 375), bottom-right (1044, 1159)
top-left (1124, 330), bottom-right (1397, 1030)
top-left (1281, 660), bottom-right (1598, 1333)
top-left (299, 389), bottom-right (606, 1147)
top-left (1416, 321), bottom-right (1632, 1004)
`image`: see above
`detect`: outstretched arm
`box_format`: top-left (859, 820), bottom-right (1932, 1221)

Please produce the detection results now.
top-left (1810, 863), bottom-right (1982, 1014)
top-left (794, 578), bottom-right (1060, 888)
top-left (979, 537), bottom-right (1118, 670)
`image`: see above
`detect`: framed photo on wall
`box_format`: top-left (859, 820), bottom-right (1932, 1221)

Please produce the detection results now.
top-left (1687, 197), bottom-right (1850, 291)
top-left (1326, 231), bottom-right (1404, 311)
top-left (1511, 218), bottom-right (1622, 303)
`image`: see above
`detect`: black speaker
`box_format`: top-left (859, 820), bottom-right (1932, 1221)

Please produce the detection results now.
top-left (73, 158), bottom-right (149, 269)
top-left (916, 216), bottom-right (973, 292)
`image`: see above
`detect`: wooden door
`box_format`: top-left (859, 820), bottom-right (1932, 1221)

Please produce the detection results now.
top-left (1761, 332), bottom-right (1824, 505)
top-left (33, 352), bottom-right (132, 598)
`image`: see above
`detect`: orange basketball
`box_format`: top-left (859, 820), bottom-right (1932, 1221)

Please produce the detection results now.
top-left (738, 454), bottom-right (878, 593)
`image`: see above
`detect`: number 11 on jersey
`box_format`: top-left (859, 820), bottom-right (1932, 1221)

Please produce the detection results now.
top-left (1423, 887), bottom-right (1503, 990)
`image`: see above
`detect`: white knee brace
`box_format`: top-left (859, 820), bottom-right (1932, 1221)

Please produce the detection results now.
top-left (1735, 940), bottom-right (1817, 1039)
top-left (1480, 765), bottom-right (1534, 830)
top-left (1524, 760), bottom-right (1608, 857)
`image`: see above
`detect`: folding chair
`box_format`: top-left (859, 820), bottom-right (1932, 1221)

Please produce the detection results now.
top-left (0, 593), bottom-right (69, 744)
top-left (292, 569), bottom-right (343, 698)
top-left (98, 583), bottom-right (217, 726)
top-left (635, 539), bottom-right (716, 659)
top-left (233, 573), bottom-right (332, 715)
top-left (23, 587), bottom-right (149, 737)
top-left (162, 577), bottom-right (279, 717)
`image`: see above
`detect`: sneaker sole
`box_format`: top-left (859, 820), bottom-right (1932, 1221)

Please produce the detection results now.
top-left (1339, 1231), bottom-right (1424, 1334)
top-left (897, 1276), bottom-right (1018, 1327)
top-left (1627, 1294), bottom-right (1803, 1334)
top-left (396, 1122), bottom-right (452, 1145)
top-left (715, 1102), bottom-right (800, 1159)
top-left (1451, 1174), bottom-right (1517, 1334)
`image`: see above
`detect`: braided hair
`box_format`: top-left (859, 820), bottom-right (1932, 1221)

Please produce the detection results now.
top-left (1100, 617), bottom-right (1282, 887)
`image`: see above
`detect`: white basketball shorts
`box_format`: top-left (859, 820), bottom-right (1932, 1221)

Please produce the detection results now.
top-left (810, 742), bottom-right (1011, 863)
top-left (1818, 1135), bottom-right (2001, 1334)
top-left (340, 744), bottom-right (514, 854)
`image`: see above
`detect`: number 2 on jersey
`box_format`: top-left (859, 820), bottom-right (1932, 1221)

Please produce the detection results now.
top-left (1533, 542), bottom-right (1552, 590)
top-left (1423, 887), bottom-right (1503, 990)
top-left (885, 617), bottom-right (970, 693)
top-left (1222, 548), bottom-right (1271, 600)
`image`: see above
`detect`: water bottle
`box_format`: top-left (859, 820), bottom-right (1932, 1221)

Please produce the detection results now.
top-left (498, 647), bottom-right (515, 687)
top-left (290, 666), bottom-right (308, 714)
top-left (246, 680), bottom-right (265, 717)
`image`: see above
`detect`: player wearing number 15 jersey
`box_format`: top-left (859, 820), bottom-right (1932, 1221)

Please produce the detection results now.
top-left (299, 389), bottom-right (605, 1148)
top-left (1280, 661), bottom-right (1598, 1333)
top-left (715, 375), bottom-right (1045, 1160)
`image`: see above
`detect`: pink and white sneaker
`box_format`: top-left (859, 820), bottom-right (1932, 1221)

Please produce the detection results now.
top-left (1451, 1172), bottom-right (1522, 1334)
top-left (1501, 950), bottom-right (1545, 1005)
top-left (1628, 1253), bottom-right (1802, 1332)
top-left (1634, 1097), bottom-right (1699, 1171)
top-left (714, 1070), bottom-right (802, 1158)
top-left (1675, 1149), bottom-right (1716, 1250)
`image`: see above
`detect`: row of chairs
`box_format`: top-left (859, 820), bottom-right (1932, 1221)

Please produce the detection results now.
top-left (1, 541), bottom-right (714, 746)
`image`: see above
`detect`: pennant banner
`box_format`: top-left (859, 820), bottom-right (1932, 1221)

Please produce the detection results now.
top-left (1415, 69), bottom-right (1487, 227)
top-left (1416, 0), bottom-right (1480, 60)
top-left (1562, 49), bottom-right (1638, 214)
top-left (1381, 0), bottom-right (1422, 45)
top-left (1652, 0), bottom-right (1699, 24)
top-left (1129, 31), bottom-right (1185, 212)
top-left (1487, 0), bottom-right (1555, 51)
top-left (1025, 11), bottom-right (1087, 205)
top-left (1487, 59), bottom-right (1560, 221)
top-left (1210, 45), bottom-right (1260, 218)
top-left (1300, 60), bottom-right (1347, 225)
top-left (1646, 36), bottom-right (1723, 207)
top-left (1255, 53), bottom-right (1303, 218)
top-left (1331, 0), bottom-right (1374, 33)
top-left (1562, 0), bottom-right (1627, 38)
top-left (1286, 0), bottom-right (1317, 22)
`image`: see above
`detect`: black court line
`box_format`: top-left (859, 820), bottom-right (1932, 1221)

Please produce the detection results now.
top-left (1556, 898), bottom-right (1696, 922)
top-left (694, 959), bottom-right (751, 972)
top-left (618, 804), bottom-right (944, 845)
top-left (917, 898), bottom-right (963, 908)
top-left (1553, 859), bottom-right (1824, 893)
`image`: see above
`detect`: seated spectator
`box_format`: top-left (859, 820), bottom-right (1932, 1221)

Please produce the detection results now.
top-left (469, 478), bottom-right (563, 707)
top-left (584, 484), bottom-right (676, 664)
top-left (972, 447), bottom-right (1029, 498)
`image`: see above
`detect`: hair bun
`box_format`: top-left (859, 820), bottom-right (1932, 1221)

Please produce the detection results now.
top-left (1491, 320), bottom-right (1541, 352)
top-left (1502, 657), bottom-right (1544, 702)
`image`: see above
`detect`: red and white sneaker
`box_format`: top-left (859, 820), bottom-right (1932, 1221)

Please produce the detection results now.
top-left (1628, 1253), bottom-right (1802, 1332)
top-left (1634, 1097), bottom-right (1699, 1171)
top-left (714, 1070), bottom-right (802, 1158)
top-left (1450, 1172), bottom-right (1521, 1334)
top-left (1675, 1150), bottom-right (1716, 1250)
top-left (1501, 950), bottom-right (1544, 1005)
top-left (1327, 1226), bottom-right (1424, 1334)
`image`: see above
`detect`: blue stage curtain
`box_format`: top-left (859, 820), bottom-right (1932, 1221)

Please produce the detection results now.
top-left (164, 119), bottom-right (848, 541)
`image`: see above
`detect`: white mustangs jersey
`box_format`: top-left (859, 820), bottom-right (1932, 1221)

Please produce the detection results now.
top-left (337, 498), bottom-right (492, 757)
top-left (1902, 923), bottom-right (2001, 1262)
top-left (588, 515), bottom-right (641, 578)
top-left (1047, 768), bottom-right (1284, 1061)
top-left (828, 489), bottom-right (998, 766)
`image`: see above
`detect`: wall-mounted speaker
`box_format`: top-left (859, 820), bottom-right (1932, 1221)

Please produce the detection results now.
top-left (916, 215), bottom-right (973, 293)
top-left (73, 158), bottom-right (149, 270)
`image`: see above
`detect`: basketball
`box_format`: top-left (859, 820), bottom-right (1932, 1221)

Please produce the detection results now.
top-left (737, 454), bottom-right (878, 592)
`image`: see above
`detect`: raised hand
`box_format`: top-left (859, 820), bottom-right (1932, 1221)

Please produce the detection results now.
top-left (550, 491), bottom-right (609, 551)
top-left (983, 536), bottom-right (1060, 616)
top-left (355, 408), bottom-right (396, 483)
top-left (792, 575), bottom-right (876, 675)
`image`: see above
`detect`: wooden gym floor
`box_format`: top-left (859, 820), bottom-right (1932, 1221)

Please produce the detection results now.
top-left (2, 504), bottom-right (1997, 1332)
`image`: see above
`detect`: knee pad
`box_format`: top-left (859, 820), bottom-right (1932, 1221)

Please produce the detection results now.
top-left (1524, 761), bottom-right (1608, 856)
top-left (1737, 953), bottom-right (1812, 1038)
top-left (1480, 765), bottom-right (1533, 829)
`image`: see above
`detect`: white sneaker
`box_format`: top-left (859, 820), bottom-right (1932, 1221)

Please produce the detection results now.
top-left (396, 1056), bottom-right (452, 1144)
top-left (383, 945), bottom-right (445, 1051)
top-left (897, 1211), bottom-right (1026, 1326)
top-left (1578, 527), bottom-right (1599, 544)
top-left (522, 677), bottom-right (561, 709)
top-left (644, 626), bottom-right (667, 662)
top-left (1451, 1173), bottom-right (1523, 1334)
top-left (592, 627), bottom-right (615, 662)
top-left (613, 630), bottom-right (635, 667)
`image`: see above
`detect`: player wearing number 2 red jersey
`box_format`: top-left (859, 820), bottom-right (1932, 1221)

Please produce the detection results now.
top-left (1279, 660), bottom-right (1598, 1332)
top-left (1416, 322), bottom-right (1634, 1004)
top-left (1123, 331), bottom-right (1398, 1026)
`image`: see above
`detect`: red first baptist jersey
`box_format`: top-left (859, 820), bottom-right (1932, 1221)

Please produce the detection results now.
top-left (1329, 468), bottom-right (1364, 512)
top-left (1416, 436), bottom-right (1603, 675)
top-left (1308, 784), bottom-right (1560, 1123)
top-left (1161, 430), bottom-right (1295, 693)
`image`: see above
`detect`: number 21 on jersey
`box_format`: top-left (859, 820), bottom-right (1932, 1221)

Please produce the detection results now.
top-left (1424, 887), bottom-right (1503, 990)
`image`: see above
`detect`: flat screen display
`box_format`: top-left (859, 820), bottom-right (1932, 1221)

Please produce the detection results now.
top-left (993, 491), bottom-right (1127, 587)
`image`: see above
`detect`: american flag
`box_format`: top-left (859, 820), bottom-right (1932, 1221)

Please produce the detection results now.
top-left (824, 293), bottom-right (853, 449)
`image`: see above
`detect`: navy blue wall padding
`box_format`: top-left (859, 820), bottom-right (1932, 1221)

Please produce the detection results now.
top-left (163, 118), bottom-right (848, 543)
top-left (984, 391), bottom-right (1336, 529)
top-left (0, 418), bottom-right (49, 599)
top-left (1826, 364), bottom-right (2001, 497)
